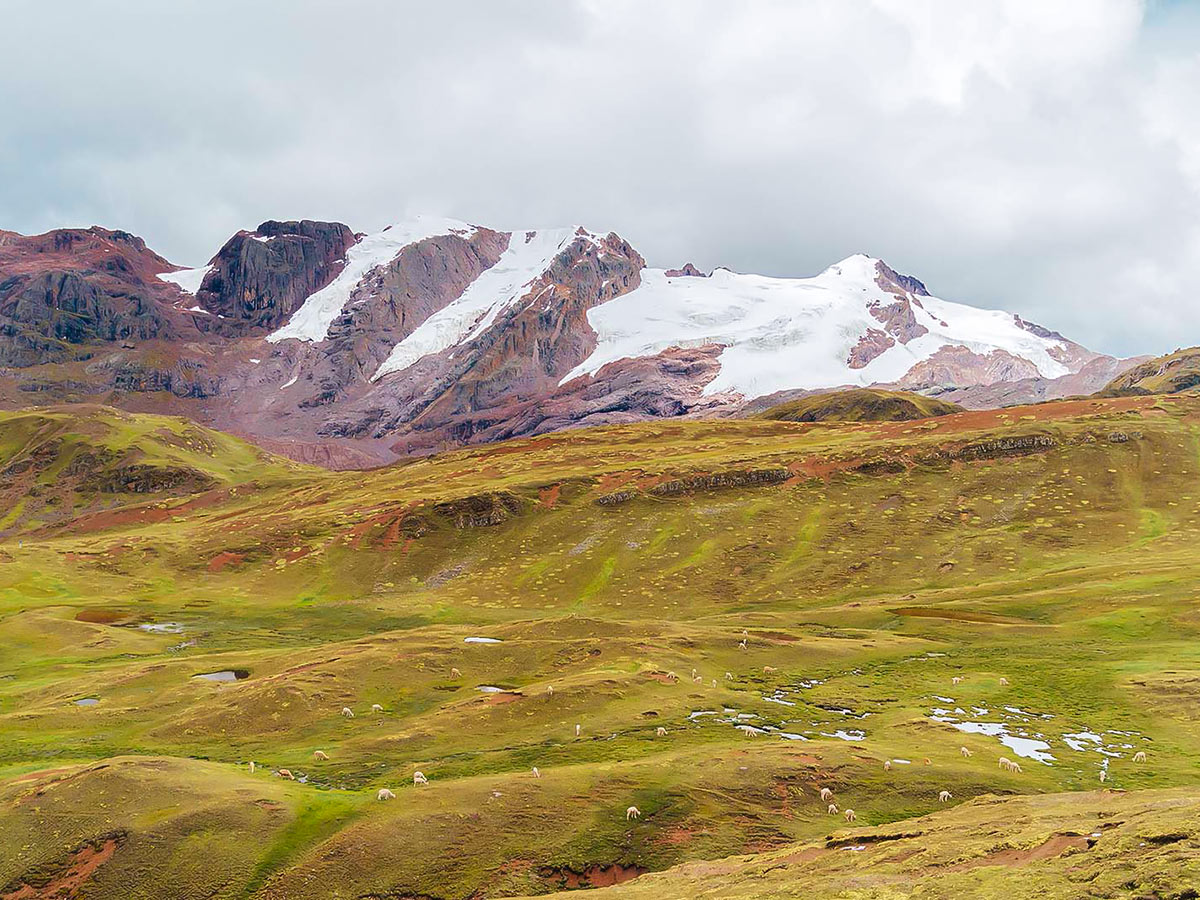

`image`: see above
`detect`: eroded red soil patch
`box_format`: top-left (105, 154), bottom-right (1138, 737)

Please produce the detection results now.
top-left (2, 832), bottom-right (124, 899)
top-left (207, 551), bottom-right (244, 573)
top-left (776, 845), bottom-right (830, 865)
top-left (876, 396), bottom-right (1152, 440)
top-left (947, 833), bottom-right (1090, 871)
top-left (655, 824), bottom-right (702, 847)
top-left (480, 435), bottom-right (557, 458)
top-left (540, 864), bottom-right (646, 889)
top-left (61, 486), bottom-right (241, 535)
top-left (644, 672), bottom-right (680, 684)
top-left (596, 471), bottom-right (639, 493)
top-left (73, 608), bottom-right (127, 624)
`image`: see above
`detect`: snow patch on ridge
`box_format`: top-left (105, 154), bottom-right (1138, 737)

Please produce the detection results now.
top-left (562, 253), bottom-right (1071, 399)
top-left (267, 216), bottom-right (478, 344)
top-left (371, 227), bottom-right (585, 381)
top-left (158, 265), bottom-right (212, 296)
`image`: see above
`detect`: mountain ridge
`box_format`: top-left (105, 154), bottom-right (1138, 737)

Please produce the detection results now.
top-left (0, 216), bottom-right (1139, 466)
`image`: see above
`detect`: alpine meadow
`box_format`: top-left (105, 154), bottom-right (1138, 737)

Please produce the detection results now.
top-left (5, 2), bottom-right (1200, 898)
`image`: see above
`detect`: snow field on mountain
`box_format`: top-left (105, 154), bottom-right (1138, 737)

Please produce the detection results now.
top-left (267, 216), bottom-right (477, 344)
top-left (563, 254), bottom-right (1070, 399)
top-left (157, 265), bottom-right (213, 296)
top-left (371, 227), bottom-right (583, 380)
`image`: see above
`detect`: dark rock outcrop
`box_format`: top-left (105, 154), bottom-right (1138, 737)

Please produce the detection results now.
top-left (433, 491), bottom-right (525, 528)
top-left (875, 260), bottom-right (930, 297)
top-left (649, 468), bottom-right (790, 495)
top-left (194, 220), bottom-right (355, 333)
top-left (0, 226), bottom-right (178, 365)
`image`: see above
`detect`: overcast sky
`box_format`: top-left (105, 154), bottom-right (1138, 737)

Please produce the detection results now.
top-left (2, 0), bottom-right (1197, 356)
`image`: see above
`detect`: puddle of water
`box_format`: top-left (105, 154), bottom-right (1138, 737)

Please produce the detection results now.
top-left (475, 685), bottom-right (507, 693)
top-left (1001, 735), bottom-right (1055, 762)
top-left (138, 622), bottom-right (184, 634)
top-left (193, 669), bottom-right (249, 682)
top-left (763, 693), bottom-right (795, 706)
top-left (1063, 730), bottom-right (1139, 758)
top-left (931, 701), bottom-right (1142, 765)
top-left (688, 710), bottom-right (718, 720)
top-left (933, 718), bottom-right (1055, 763)
top-left (1063, 731), bottom-right (1102, 751)
top-left (778, 732), bottom-right (809, 741)
top-left (464, 637), bottom-right (502, 644)
top-left (823, 729), bottom-right (866, 742)
top-left (1003, 706), bottom-right (1055, 720)
top-left (74, 698), bottom-right (99, 706)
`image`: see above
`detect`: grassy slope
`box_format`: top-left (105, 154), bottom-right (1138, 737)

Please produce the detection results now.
top-left (2, 395), bottom-right (1200, 896)
top-left (753, 388), bottom-right (964, 422)
top-left (0, 404), bottom-right (308, 536)
top-left (529, 787), bottom-right (1200, 899)
top-left (1101, 345), bottom-right (1200, 396)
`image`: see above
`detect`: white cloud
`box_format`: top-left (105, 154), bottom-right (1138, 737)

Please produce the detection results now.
top-left (1, 0), bottom-right (1198, 356)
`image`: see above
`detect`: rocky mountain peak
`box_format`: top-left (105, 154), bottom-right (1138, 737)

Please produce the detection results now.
top-left (0, 215), bottom-right (1130, 466)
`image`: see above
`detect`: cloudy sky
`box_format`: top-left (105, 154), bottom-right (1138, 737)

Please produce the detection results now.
top-left (2, 0), bottom-right (1197, 356)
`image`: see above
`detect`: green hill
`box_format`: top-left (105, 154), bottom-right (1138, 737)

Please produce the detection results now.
top-left (530, 787), bottom-right (1200, 899)
top-left (754, 388), bottom-right (963, 423)
top-left (0, 404), bottom-right (306, 535)
top-left (1100, 346), bottom-right (1200, 396)
top-left (3, 394), bottom-right (1200, 897)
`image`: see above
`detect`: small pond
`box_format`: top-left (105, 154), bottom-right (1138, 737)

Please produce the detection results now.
top-left (193, 669), bottom-right (250, 682)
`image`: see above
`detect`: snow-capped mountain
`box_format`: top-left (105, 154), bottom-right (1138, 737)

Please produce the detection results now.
top-left (563, 254), bottom-right (1087, 398)
top-left (0, 216), bottom-right (1133, 466)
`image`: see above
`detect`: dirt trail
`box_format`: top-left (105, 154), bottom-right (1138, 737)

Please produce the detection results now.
top-left (946, 833), bottom-right (1091, 871)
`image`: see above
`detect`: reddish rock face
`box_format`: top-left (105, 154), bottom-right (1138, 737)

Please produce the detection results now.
top-left (665, 263), bottom-right (707, 277)
top-left (194, 220), bottom-right (356, 334)
top-left (869, 297), bottom-right (929, 344)
top-left (314, 228), bottom-right (510, 394)
top-left (909, 354), bottom-right (1147, 409)
top-left (0, 226), bottom-right (180, 366)
top-left (384, 345), bottom-right (732, 457)
top-left (867, 261), bottom-right (930, 348)
top-left (875, 260), bottom-right (930, 297)
top-left (896, 345), bottom-right (1043, 389)
top-left (321, 231), bottom-right (646, 450)
top-left (847, 328), bottom-right (895, 368)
